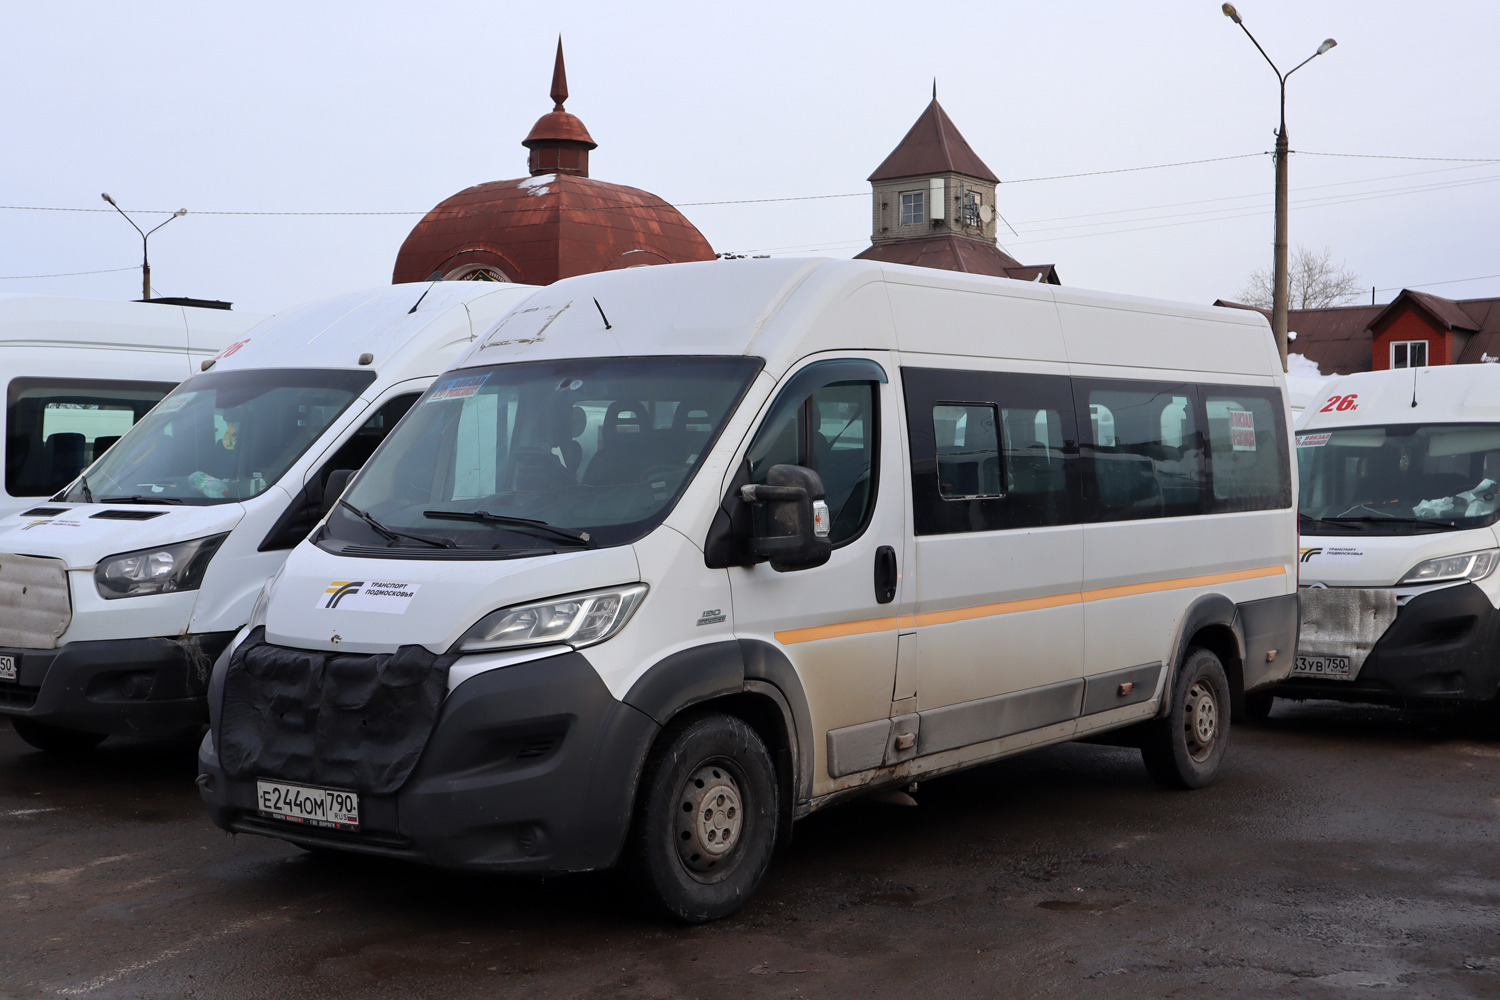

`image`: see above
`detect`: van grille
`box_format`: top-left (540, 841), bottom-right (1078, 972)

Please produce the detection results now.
top-left (0, 554), bottom-right (71, 649)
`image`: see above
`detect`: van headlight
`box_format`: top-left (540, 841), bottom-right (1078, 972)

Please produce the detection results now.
top-left (452, 583), bottom-right (648, 653)
top-left (94, 533), bottom-right (229, 600)
top-left (1398, 549), bottom-right (1500, 585)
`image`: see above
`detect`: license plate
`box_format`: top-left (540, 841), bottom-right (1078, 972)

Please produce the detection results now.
top-left (0, 655), bottom-right (14, 682)
top-left (1292, 654), bottom-right (1352, 679)
top-left (255, 779), bottom-right (359, 831)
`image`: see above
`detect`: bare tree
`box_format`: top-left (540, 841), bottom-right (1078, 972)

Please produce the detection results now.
top-left (1238, 245), bottom-right (1362, 309)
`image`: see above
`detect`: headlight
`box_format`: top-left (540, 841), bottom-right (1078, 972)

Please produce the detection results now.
top-left (1398, 549), bottom-right (1500, 586)
top-left (93, 533), bottom-right (229, 600)
top-left (452, 583), bottom-right (648, 654)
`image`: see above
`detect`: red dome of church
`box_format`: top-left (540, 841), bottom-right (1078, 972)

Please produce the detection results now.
top-left (392, 41), bottom-right (715, 286)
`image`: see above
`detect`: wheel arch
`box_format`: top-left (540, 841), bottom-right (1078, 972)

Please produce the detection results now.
top-left (1163, 594), bottom-right (1246, 720)
top-left (620, 639), bottom-right (814, 834)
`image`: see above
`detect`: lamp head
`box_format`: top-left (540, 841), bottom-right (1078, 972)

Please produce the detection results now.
top-left (1221, 3), bottom-right (1242, 24)
top-left (1316, 38), bottom-right (1337, 55)
top-left (100, 192), bottom-right (117, 206)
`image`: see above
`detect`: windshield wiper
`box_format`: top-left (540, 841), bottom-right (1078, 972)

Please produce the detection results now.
top-left (422, 509), bottom-right (593, 547)
top-left (1323, 515), bottom-right (1463, 531)
top-left (99, 495), bottom-right (186, 505)
top-left (340, 499), bottom-right (456, 548)
top-left (1299, 513), bottom-right (1360, 532)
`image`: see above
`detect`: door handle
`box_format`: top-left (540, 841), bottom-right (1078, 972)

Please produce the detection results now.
top-left (874, 545), bottom-right (897, 604)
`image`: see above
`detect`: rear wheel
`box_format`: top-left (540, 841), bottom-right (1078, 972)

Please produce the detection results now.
top-left (9, 718), bottom-right (107, 754)
top-left (621, 713), bottom-right (779, 924)
top-left (1141, 647), bottom-right (1230, 789)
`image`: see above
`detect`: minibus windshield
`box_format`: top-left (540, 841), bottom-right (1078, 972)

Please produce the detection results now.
top-left (1298, 422), bottom-right (1500, 534)
top-left (324, 356), bottom-right (760, 552)
top-left (58, 369), bottom-right (375, 505)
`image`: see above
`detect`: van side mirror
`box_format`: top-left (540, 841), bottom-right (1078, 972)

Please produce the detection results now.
top-left (321, 468), bottom-right (355, 516)
top-left (740, 464), bottom-right (832, 572)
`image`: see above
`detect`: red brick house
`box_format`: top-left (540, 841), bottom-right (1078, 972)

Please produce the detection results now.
top-left (1216, 290), bottom-right (1500, 375)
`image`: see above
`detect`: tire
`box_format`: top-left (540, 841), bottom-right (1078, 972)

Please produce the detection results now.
top-left (620, 713), bottom-right (779, 924)
top-left (10, 717), bottom-right (108, 754)
top-left (1242, 690), bottom-right (1275, 723)
top-left (1140, 647), bottom-right (1230, 790)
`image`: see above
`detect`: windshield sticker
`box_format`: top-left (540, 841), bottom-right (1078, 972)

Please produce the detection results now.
top-left (1229, 408), bottom-right (1256, 451)
top-left (428, 374), bottom-right (490, 402)
top-left (317, 580), bottom-right (421, 613)
top-left (1297, 433), bottom-right (1332, 448)
top-left (1300, 546), bottom-right (1364, 564)
top-left (155, 392), bottom-right (198, 414)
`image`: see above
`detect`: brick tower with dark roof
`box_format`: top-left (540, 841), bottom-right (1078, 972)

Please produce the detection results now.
top-left (855, 88), bottom-right (1058, 283)
top-left (392, 40), bottom-right (715, 286)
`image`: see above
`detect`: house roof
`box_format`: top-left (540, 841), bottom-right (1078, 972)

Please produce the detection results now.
top-left (855, 235), bottom-right (1057, 283)
top-left (1220, 291), bottom-right (1500, 374)
top-left (868, 98), bottom-right (1000, 183)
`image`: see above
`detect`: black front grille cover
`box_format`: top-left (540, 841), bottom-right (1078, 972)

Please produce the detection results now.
top-left (218, 627), bottom-right (456, 795)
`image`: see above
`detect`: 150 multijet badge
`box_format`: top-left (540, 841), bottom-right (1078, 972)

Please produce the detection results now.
top-left (316, 580), bottom-right (422, 613)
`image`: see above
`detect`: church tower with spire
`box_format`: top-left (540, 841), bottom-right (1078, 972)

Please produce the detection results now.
top-left (392, 40), bottom-right (715, 286)
top-left (855, 89), bottom-right (1058, 283)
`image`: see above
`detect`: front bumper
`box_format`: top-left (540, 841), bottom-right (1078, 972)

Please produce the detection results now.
top-left (0, 633), bottom-right (234, 737)
top-left (199, 649), bottom-right (659, 873)
top-left (1276, 583), bottom-right (1500, 705)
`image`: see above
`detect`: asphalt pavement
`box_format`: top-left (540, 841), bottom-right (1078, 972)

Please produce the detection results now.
top-left (2, 700), bottom-right (1498, 999)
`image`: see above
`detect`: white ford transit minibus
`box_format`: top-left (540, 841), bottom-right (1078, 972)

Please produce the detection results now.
top-left (2, 294), bottom-right (263, 518)
top-left (1267, 364), bottom-right (1500, 717)
top-left (197, 259), bottom-right (1298, 922)
top-left (0, 282), bottom-right (535, 751)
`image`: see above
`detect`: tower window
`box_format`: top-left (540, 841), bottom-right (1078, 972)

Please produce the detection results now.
top-left (900, 190), bottom-right (925, 226)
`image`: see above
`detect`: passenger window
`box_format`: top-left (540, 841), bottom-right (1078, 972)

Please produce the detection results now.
top-left (1204, 388), bottom-right (1290, 512)
top-left (1077, 382), bottom-right (1205, 521)
top-left (934, 404), bottom-right (1002, 499)
top-left (904, 368), bottom-right (1078, 535)
top-left (747, 379), bottom-right (878, 545)
top-left (5, 377), bottom-right (175, 498)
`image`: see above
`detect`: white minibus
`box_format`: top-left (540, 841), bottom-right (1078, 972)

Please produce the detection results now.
top-left (1, 294), bottom-right (263, 518)
top-left (1264, 364), bottom-right (1500, 717)
top-left (0, 282), bottom-right (536, 751)
top-left (196, 259), bottom-right (1299, 922)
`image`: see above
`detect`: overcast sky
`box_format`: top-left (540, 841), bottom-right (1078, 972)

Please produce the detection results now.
top-left (3, 1), bottom-right (1497, 317)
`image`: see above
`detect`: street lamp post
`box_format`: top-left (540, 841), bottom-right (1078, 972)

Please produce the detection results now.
top-left (1221, 4), bottom-right (1336, 372)
top-left (100, 194), bottom-right (187, 301)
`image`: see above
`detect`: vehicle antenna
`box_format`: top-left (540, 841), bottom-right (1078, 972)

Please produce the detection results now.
top-left (1411, 366), bottom-right (1419, 408)
top-left (594, 297), bottom-right (612, 330)
top-left (408, 276), bottom-right (442, 315)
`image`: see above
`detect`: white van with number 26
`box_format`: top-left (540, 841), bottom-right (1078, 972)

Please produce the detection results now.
top-left (199, 259), bottom-right (1299, 923)
top-left (1270, 364), bottom-right (1500, 719)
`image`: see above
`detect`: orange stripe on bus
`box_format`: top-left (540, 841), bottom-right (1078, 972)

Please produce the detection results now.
top-left (773, 564), bottom-right (1287, 645)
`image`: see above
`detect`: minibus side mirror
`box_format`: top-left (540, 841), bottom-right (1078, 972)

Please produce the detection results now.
top-left (321, 468), bottom-right (355, 516)
top-left (740, 464), bottom-right (832, 572)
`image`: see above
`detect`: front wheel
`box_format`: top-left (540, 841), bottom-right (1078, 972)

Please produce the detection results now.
top-left (9, 717), bottom-right (108, 754)
top-left (620, 713), bottom-right (779, 924)
top-left (1141, 647), bottom-right (1230, 789)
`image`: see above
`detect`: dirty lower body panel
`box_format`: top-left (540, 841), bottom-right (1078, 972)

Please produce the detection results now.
top-left (0, 632), bottom-right (234, 737)
top-left (1276, 582), bottom-right (1500, 706)
top-left (200, 643), bottom-right (658, 874)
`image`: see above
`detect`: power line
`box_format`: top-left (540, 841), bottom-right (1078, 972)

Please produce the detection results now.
top-left (1376, 273), bottom-right (1500, 293)
top-left (1296, 151), bottom-right (1500, 164)
top-left (0, 265), bottom-right (137, 280)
